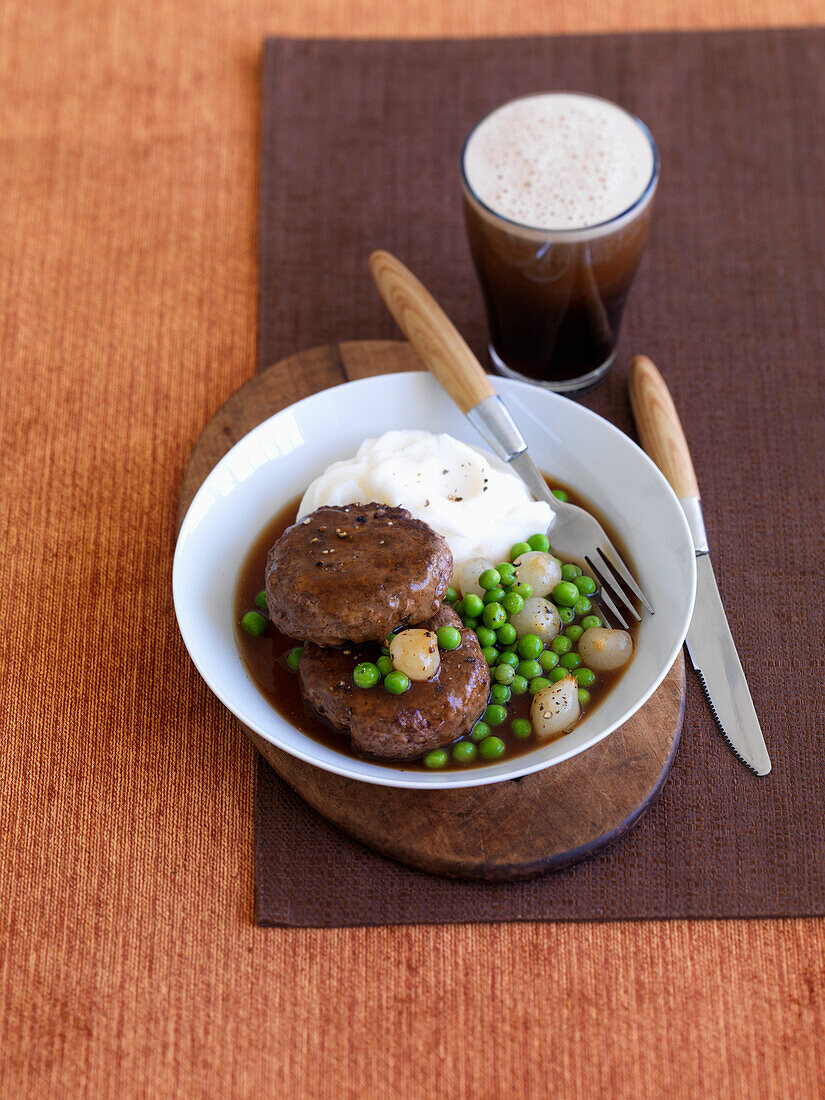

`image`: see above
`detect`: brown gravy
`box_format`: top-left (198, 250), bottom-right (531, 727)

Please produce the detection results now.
top-left (233, 483), bottom-right (636, 771)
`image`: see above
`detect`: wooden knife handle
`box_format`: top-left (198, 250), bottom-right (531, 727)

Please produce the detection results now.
top-left (629, 355), bottom-right (700, 499)
top-left (369, 250), bottom-right (495, 413)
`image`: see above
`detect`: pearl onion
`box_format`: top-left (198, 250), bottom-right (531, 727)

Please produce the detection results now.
top-left (389, 628), bottom-right (441, 682)
top-left (531, 676), bottom-right (581, 739)
top-left (455, 557), bottom-right (494, 599)
top-left (512, 551), bottom-right (562, 598)
top-left (578, 627), bottom-right (633, 671)
top-left (509, 597), bottom-right (561, 644)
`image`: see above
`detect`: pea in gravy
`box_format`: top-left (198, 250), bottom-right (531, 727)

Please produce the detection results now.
top-left (233, 483), bottom-right (638, 771)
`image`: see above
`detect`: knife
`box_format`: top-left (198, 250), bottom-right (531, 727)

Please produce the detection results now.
top-left (629, 355), bottom-right (771, 775)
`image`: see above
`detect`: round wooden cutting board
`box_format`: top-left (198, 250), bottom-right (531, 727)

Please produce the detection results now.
top-left (177, 340), bottom-right (685, 881)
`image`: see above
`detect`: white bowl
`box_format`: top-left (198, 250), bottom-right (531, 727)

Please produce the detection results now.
top-left (173, 372), bottom-right (695, 789)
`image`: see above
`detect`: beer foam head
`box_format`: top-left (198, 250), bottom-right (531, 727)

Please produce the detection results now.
top-left (462, 93), bottom-right (656, 232)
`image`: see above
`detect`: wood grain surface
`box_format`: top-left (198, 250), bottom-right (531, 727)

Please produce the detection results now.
top-left (629, 355), bottom-right (702, 499)
top-left (178, 340), bottom-right (685, 881)
top-left (368, 251), bottom-right (496, 412)
top-left (2, 2), bottom-right (824, 1098)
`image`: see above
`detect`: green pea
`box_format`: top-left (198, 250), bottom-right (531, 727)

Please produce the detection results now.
top-left (511, 718), bottom-right (532, 740)
top-left (574, 596), bottom-right (592, 617)
top-left (254, 590), bottom-right (268, 611)
top-left (577, 688), bottom-right (591, 705)
top-left (241, 611), bottom-right (268, 636)
top-left (565, 625), bottom-right (584, 642)
top-left (470, 721), bottom-right (491, 743)
top-left (452, 741), bottom-right (477, 764)
top-left (376, 655), bottom-right (393, 678)
top-left (496, 562), bottom-right (516, 587)
top-left (353, 662), bottom-right (380, 688)
top-left (517, 633), bottom-right (543, 660)
top-left (482, 602), bottom-right (507, 629)
top-left (512, 583), bottom-right (533, 600)
top-left (560, 564), bottom-right (582, 582)
top-left (575, 667), bottom-right (596, 687)
top-left (475, 626), bottom-right (497, 648)
top-left (574, 575), bottom-right (597, 596)
top-left (510, 674), bottom-right (529, 695)
top-left (462, 617), bottom-right (479, 631)
top-left (552, 488), bottom-right (568, 502)
top-left (527, 533), bottom-right (550, 552)
top-left (491, 684), bottom-right (511, 705)
top-left (483, 704), bottom-right (507, 727)
top-left (478, 568), bottom-right (501, 591)
top-left (482, 646), bottom-right (499, 667)
top-left (436, 625), bottom-right (462, 651)
top-left (461, 593), bottom-right (484, 618)
top-left (479, 735), bottom-right (506, 760)
top-left (529, 676), bottom-right (551, 695)
top-left (538, 650), bottom-right (559, 672)
top-left (423, 748), bottom-right (448, 769)
top-left (517, 659), bottom-right (542, 680)
top-left (502, 591), bottom-right (524, 615)
top-left (444, 586), bottom-right (459, 605)
top-left (496, 622), bottom-right (517, 646)
top-left (581, 615), bottom-right (603, 631)
top-left (557, 607), bottom-right (575, 624)
top-left (510, 541), bottom-right (531, 561)
top-left (285, 646), bottom-right (303, 671)
top-left (549, 667), bottom-right (568, 683)
top-left (497, 650), bottom-right (519, 669)
top-left (560, 652), bottom-right (581, 670)
top-left (499, 643), bottom-right (519, 655)
top-left (551, 635), bottom-right (572, 656)
top-left (552, 581), bottom-right (579, 607)
top-left (384, 670), bottom-right (411, 694)
top-left (494, 663), bottom-right (515, 685)
top-left (483, 587), bottom-right (506, 605)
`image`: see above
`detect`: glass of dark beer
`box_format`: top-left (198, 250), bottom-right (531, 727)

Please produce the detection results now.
top-left (461, 92), bottom-right (659, 393)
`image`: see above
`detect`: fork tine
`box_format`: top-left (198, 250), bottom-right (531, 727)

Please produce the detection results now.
top-left (598, 550), bottom-right (651, 629)
top-left (598, 539), bottom-right (654, 614)
top-left (595, 549), bottom-right (642, 624)
top-left (590, 596), bottom-right (622, 631)
top-left (585, 556), bottom-right (629, 629)
top-left (587, 553), bottom-right (640, 625)
top-left (595, 585), bottom-right (630, 630)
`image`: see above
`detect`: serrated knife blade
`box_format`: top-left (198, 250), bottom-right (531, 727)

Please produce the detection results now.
top-left (686, 554), bottom-right (771, 775)
top-left (629, 355), bottom-right (771, 777)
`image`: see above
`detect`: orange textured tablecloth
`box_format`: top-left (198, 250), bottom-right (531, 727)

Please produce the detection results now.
top-left (2, 1), bottom-right (824, 1096)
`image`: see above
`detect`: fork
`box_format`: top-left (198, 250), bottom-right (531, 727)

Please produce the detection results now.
top-left (369, 250), bottom-right (653, 628)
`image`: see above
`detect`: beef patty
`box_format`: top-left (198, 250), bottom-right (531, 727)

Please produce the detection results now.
top-left (298, 606), bottom-right (490, 761)
top-left (265, 503), bottom-right (452, 646)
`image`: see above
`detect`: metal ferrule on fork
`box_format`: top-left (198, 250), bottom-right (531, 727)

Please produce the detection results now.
top-left (466, 395), bottom-right (527, 463)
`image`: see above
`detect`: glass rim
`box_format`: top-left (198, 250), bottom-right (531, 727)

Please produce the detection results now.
top-left (460, 91), bottom-right (660, 238)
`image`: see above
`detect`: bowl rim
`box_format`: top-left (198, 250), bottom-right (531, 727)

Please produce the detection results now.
top-left (173, 370), bottom-right (696, 789)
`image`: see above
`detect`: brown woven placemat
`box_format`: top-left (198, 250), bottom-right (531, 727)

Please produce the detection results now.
top-left (255, 30), bottom-right (825, 926)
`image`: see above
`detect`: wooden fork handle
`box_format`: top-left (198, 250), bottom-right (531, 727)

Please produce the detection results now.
top-left (629, 355), bottom-right (700, 499)
top-left (369, 250), bottom-right (495, 414)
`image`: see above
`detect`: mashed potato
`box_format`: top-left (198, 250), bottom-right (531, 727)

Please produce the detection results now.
top-left (298, 430), bottom-right (554, 570)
